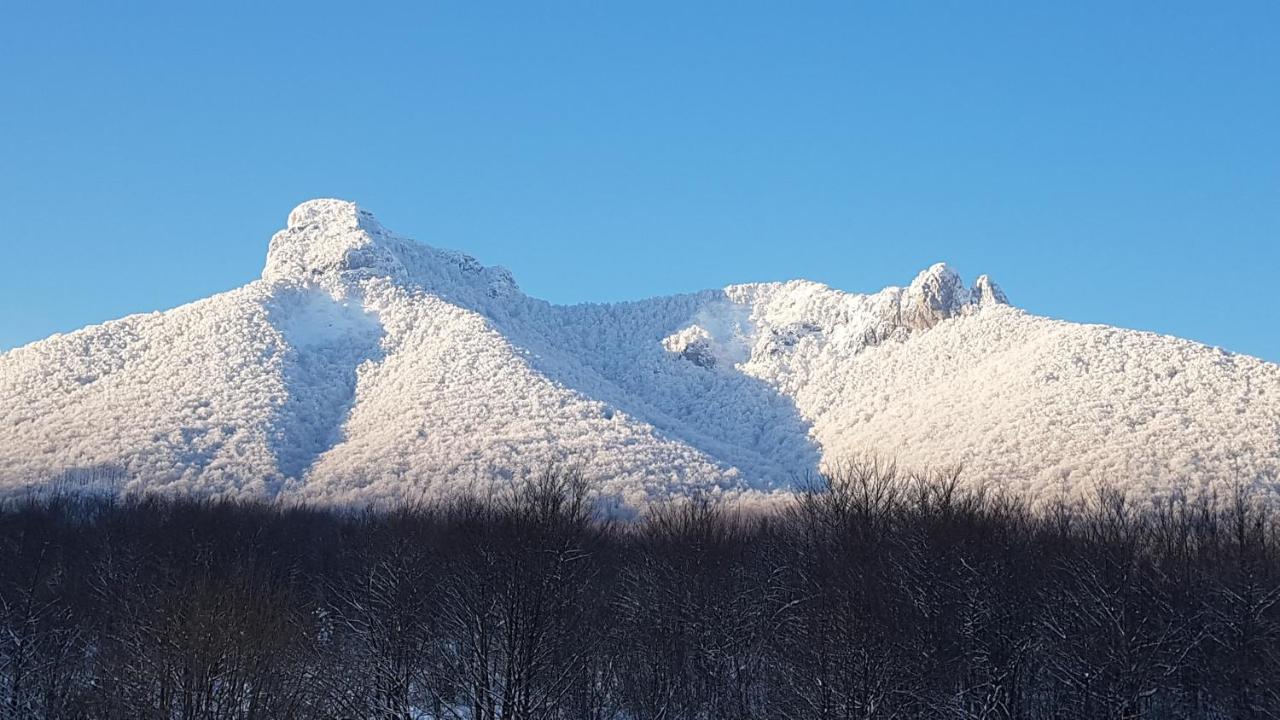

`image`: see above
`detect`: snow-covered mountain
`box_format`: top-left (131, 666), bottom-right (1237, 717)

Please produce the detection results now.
top-left (2, 199), bottom-right (1278, 507)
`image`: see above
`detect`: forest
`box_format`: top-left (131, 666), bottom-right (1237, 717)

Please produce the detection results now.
top-left (1, 463), bottom-right (1278, 720)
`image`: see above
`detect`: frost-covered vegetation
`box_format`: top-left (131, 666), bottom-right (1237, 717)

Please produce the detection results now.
top-left (2, 463), bottom-right (1278, 719)
top-left (2, 199), bottom-right (1278, 509)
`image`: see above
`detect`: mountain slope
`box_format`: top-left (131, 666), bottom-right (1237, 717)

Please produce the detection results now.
top-left (2, 199), bottom-right (1277, 506)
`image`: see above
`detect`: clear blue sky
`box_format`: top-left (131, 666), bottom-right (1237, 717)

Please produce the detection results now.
top-left (2, 2), bottom-right (1277, 360)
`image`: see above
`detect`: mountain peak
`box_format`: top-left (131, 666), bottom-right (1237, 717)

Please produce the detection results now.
top-left (263, 200), bottom-right (521, 304)
top-left (263, 199), bottom-right (403, 284)
top-left (285, 198), bottom-right (378, 232)
top-left (973, 274), bottom-right (1008, 306)
top-left (898, 262), bottom-right (1007, 329)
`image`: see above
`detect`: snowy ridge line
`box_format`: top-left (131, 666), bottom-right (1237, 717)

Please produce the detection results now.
top-left (1, 199), bottom-right (1278, 508)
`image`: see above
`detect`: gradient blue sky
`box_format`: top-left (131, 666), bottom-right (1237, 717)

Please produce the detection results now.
top-left (2, 2), bottom-right (1277, 360)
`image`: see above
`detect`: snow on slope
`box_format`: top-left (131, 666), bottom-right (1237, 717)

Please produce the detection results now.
top-left (1, 199), bottom-right (1277, 507)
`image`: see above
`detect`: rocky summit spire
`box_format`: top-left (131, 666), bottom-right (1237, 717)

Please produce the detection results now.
top-left (972, 274), bottom-right (1008, 306)
top-left (897, 263), bottom-right (1007, 330)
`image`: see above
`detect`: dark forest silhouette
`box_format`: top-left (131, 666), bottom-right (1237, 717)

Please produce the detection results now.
top-left (1, 463), bottom-right (1278, 719)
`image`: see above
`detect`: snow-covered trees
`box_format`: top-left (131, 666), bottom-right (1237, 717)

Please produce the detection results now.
top-left (5, 199), bottom-right (1280, 510)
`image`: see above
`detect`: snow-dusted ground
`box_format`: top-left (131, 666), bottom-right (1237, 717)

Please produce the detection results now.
top-left (2, 199), bottom-right (1277, 508)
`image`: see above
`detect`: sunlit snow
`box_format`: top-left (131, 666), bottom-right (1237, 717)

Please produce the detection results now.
top-left (2, 199), bottom-right (1277, 508)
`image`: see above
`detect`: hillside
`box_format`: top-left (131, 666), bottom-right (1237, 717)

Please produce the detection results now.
top-left (2, 199), bottom-right (1277, 507)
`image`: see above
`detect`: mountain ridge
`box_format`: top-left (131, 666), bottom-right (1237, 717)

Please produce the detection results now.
top-left (2, 199), bottom-right (1277, 507)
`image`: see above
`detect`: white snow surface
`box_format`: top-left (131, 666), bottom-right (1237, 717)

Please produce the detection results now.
top-left (2, 199), bottom-right (1277, 508)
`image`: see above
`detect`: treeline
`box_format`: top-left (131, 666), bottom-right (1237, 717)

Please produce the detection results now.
top-left (1, 464), bottom-right (1279, 719)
